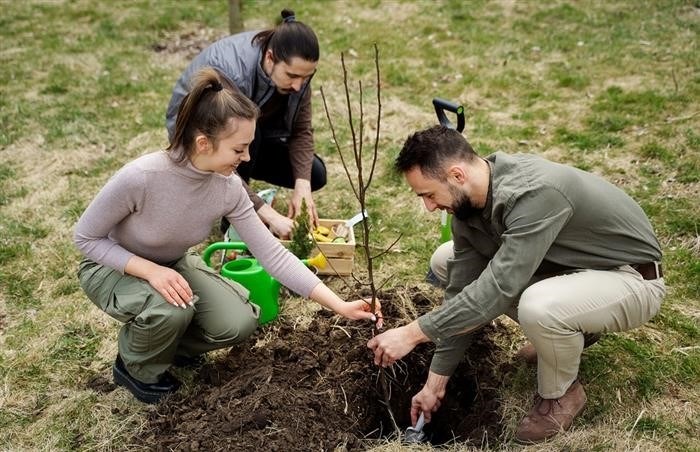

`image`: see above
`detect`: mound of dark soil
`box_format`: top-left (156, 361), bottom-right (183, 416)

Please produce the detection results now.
top-left (140, 290), bottom-right (511, 451)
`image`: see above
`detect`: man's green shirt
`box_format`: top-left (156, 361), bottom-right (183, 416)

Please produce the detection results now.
top-left (418, 152), bottom-right (662, 375)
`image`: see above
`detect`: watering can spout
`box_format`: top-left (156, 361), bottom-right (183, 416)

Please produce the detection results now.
top-left (303, 252), bottom-right (327, 271)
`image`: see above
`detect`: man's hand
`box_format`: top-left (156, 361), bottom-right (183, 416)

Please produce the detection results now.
top-left (257, 204), bottom-right (294, 239)
top-left (366, 321), bottom-right (429, 367)
top-left (411, 371), bottom-right (450, 425)
top-left (289, 179), bottom-right (319, 226)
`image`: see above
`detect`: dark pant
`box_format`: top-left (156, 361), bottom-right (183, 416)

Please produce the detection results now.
top-left (221, 136), bottom-right (327, 233)
top-left (238, 135), bottom-right (327, 190)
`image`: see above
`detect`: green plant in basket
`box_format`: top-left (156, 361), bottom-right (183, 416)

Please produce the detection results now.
top-left (288, 199), bottom-right (313, 259)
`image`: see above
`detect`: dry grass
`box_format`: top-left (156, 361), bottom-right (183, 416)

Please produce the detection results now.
top-left (0, 0), bottom-right (698, 450)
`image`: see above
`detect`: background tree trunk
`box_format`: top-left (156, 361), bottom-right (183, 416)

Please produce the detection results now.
top-left (228, 0), bottom-right (243, 34)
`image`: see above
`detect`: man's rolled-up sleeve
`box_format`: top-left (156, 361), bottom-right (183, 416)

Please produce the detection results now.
top-left (288, 87), bottom-right (314, 182)
top-left (421, 241), bottom-right (487, 375)
top-left (419, 188), bottom-right (574, 348)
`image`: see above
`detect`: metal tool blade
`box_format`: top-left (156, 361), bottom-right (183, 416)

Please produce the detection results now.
top-left (404, 412), bottom-right (427, 443)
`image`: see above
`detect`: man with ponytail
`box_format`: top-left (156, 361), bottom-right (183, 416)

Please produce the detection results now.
top-left (167, 9), bottom-right (323, 239)
top-left (76, 67), bottom-right (380, 404)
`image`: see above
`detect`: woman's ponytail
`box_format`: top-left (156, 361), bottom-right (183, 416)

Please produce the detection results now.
top-left (167, 67), bottom-right (259, 163)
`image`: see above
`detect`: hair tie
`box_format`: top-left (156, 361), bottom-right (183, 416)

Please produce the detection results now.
top-left (210, 81), bottom-right (223, 92)
top-left (283, 15), bottom-right (296, 23)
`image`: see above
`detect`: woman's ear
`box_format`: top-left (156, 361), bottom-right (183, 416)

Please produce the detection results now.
top-left (194, 134), bottom-right (211, 154)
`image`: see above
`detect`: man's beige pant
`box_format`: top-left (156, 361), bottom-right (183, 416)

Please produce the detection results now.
top-left (431, 241), bottom-right (666, 398)
top-left (79, 252), bottom-right (259, 383)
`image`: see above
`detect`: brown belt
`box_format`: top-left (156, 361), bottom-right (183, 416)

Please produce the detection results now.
top-left (631, 262), bottom-right (663, 280)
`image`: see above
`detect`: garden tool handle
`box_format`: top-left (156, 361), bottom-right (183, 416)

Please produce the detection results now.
top-left (433, 98), bottom-right (465, 132)
top-left (414, 412), bottom-right (425, 431)
top-left (202, 241), bottom-right (250, 267)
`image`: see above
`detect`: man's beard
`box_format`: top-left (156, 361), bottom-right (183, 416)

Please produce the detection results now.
top-left (449, 185), bottom-right (480, 220)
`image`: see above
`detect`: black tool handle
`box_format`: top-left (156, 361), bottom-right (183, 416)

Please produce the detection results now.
top-left (433, 98), bottom-right (465, 133)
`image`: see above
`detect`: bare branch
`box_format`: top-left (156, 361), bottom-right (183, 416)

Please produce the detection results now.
top-left (341, 53), bottom-right (360, 181)
top-left (370, 233), bottom-right (403, 260)
top-left (319, 86), bottom-right (359, 202)
top-left (358, 79), bottom-right (364, 176)
top-left (366, 43), bottom-right (382, 191)
top-left (376, 273), bottom-right (396, 293)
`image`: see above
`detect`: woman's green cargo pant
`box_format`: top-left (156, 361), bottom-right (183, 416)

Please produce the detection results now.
top-left (78, 252), bottom-right (259, 383)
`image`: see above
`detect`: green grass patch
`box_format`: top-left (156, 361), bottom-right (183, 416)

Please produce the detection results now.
top-left (0, 164), bottom-right (28, 206)
top-left (593, 86), bottom-right (688, 121)
top-left (586, 115), bottom-right (631, 134)
top-left (32, 394), bottom-right (103, 451)
top-left (3, 272), bottom-right (42, 310)
top-left (660, 198), bottom-right (700, 236)
top-left (582, 334), bottom-right (700, 404)
top-left (640, 141), bottom-right (675, 163)
top-left (631, 415), bottom-right (682, 437)
top-left (652, 308), bottom-right (700, 341)
top-left (548, 63), bottom-right (590, 89)
top-left (555, 127), bottom-right (625, 150)
top-left (662, 246), bottom-right (700, 299)
top-left (0, 218), bottom-right (49, 265)
top-left (50, 324), bottom-right (101, 365)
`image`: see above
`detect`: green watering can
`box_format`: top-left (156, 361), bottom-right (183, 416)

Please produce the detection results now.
top-left (202, 242), bottom-right (326, 325)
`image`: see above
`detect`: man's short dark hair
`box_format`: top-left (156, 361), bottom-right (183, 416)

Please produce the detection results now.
top-left (394, 125), bottom-right (477, 179)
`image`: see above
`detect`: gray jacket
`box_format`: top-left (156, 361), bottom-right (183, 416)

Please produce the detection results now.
top-left (165, 31), bottom-right (311, 141)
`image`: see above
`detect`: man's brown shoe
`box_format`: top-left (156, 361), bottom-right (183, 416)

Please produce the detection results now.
top-left (516, 333), bottom-right (601, 365)
top-left (515, 380), bottom-right (587, 443)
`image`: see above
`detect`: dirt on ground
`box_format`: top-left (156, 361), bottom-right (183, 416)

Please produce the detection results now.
top-left (133, 289), bottom-right (511, 451)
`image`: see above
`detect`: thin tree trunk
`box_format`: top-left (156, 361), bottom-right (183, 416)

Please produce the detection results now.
top-left (320, 44), bottom-right (401, 434)
top-left (228, 0), bottom-right (243, 34)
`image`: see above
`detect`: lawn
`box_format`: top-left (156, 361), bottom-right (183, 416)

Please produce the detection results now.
top-left (1, 1), bottom-right (698, 450)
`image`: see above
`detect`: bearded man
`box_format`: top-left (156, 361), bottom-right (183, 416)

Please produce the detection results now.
top-left (367, 125), bottom-right (665, 443)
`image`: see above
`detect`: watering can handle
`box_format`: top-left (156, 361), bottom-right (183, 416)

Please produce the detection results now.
top-left (202, 241), bottom-right (250, 267)
top-left (433, 98), bottom-right (465, 133)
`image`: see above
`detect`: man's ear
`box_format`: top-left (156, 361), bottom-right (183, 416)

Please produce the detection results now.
top-left (447, 164), bottom-right (467, 185)
top-left (265, 49), bottom-right (275, 64)
top-left (194, 134), bottom-right (210, 154)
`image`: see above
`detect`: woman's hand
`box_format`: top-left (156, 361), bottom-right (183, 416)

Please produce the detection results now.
top-left (125, 255), bottom-right (193, 309)
top-left (146, 265), bottom-right (194, 308)
top-left (309, 284), bottom-right (382, 327)
top-left (338, 298), bottom-right (383, 329)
